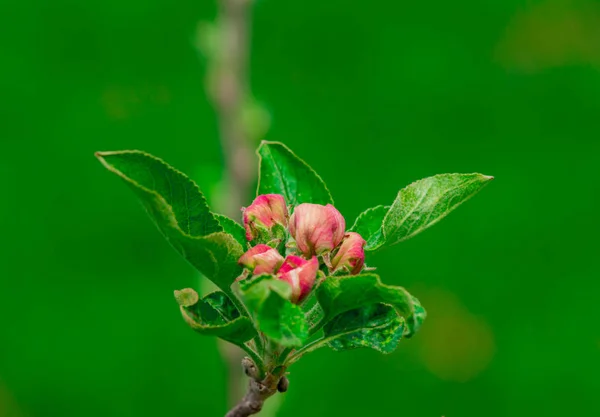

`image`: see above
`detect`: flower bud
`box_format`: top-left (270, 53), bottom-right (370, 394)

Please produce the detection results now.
top-left (276, 255), bottom-right (319, 303)
top-left (277, 376), bottom-right (290, 393)
top-left (238, 244), bottom-right (285, 275)
top-left (288, 203), bottom-right (346, 256)
top-left (243, 194), bottom-right (289, 243)
top-left (331, 232), bottom-right (366, 275)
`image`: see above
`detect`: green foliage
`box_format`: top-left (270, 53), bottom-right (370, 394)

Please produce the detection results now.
top-left (95, 151), bottom-right (244, 295)
top-left (350, 205), bottom-right (390, 251)
top-left (383, 173), bottom-right (493, 246)
top-left (215, 213), bottom-right (247, 249)
top-left (257, 141), bottom-right (334, 207)
top-left (96, 151), bottom-right (221, 236)
top-left (316, 274), bottom-right (413, 325)
top-left (404, 295), bottom-right (426, 338)
top-left (97, 143), bottom-right (491, 372)
top-left (353, 173), bottom-right (493, 251)
top-left (324, 304), bottom-right (405, 353)
top-left (175, 288), bottom-right (257, 346)
top-left (240, 275), bottom-right (308, 347)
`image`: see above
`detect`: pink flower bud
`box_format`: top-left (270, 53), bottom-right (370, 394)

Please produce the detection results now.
top-left (331, 232), bottom-right (366, 275)
top-left (243, 194), bottom-right (289, 242)
top-left (276, 255), bottom-right (319, 303)
top-left (288, 203), bottom-right (346, 256)
top-left (238, 244), bottom-right (285, 275)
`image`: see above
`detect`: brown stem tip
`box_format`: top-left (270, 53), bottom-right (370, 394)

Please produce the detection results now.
top-left (224, 358), bottom-right (284, 417)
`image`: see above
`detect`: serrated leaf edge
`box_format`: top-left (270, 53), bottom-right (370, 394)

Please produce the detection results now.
top-left (96, 151), bottom-right (244, 280)
top-left (285, 305), bottom-right (405, 365)
top-left (180, 305), bottom-right (256, 338)
top-left (349, 204), bottom-right (390, 251)
top-left (317, 273), bottom-right (416, 323)
top-left (213, 213), bottom-right (247, 247)
top-left (95, 150), bottom-right (222, 237)
top-left (325, 306), bottom-right (406, 354)
top-left (256, 141), bottom-right (335, 205)
top-left (382, 173), bottom-right (493, 245)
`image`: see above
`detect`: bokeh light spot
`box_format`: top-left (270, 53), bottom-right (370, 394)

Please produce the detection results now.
top-left (418, 288), bottom-right (495, 382)
top-left (496, 0), bottom-right (600, 71)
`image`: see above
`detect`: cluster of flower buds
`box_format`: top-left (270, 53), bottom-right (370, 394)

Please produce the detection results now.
top-left (239, 194), bottom-right (366, 303)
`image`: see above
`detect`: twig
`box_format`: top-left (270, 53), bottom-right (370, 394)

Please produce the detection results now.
top-left (225, 358), bottom-right (285, 417)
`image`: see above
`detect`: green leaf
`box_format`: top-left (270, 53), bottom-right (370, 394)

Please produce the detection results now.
top-left (214, 213), bottom-right (247, 249)
top-left (382, 173), bottom-right (493, 245)
top-left (175, 288), bottom-right (257, 346)
top-left (404, 294), bottom-right (426, 338)
top-left (240, 275), bottom-right (308, 347)
top-left (256, 141), bottom-right (334, 207)
top-left (172, 232), bottom-right (244, 294)
top-left (350, 205), bottom-right (390, 251)
top-left (96, 151), bottom-right (244, 292)
top-left (96, 150), bottom-right (221, 236)
top-left (324, 304), bottom-right (405, 353)
top-left (316, 274), bottom-right (414, 326)
top-left (300, 290), bottom-right (325, 329)
top-left (174, 287), bottom-right (199, 307)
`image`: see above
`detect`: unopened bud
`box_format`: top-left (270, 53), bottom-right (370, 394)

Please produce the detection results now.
top-left (331, 232), bottom-right (366, 275)
top-left (288, 203), bottom-right (345, 256)
top-left (277, 376), bottom-right (290, 393)
top-left (276, 255), bottom-right (319, 303)
top-left (238, 244), bottom-right (285, 275)
top-left (243, 194), bottom-right (288, 243)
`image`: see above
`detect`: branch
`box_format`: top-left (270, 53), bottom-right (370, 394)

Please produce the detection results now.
top-left (203, 0), bottom-right (257, 409)
top-left (211, 0), bottom-right (256, 214)
top-left (225, 358), bottom-right (287, 417)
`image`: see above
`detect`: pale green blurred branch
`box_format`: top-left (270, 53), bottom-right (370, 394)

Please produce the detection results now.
top-left (196, 0), bottom-right (275, 415)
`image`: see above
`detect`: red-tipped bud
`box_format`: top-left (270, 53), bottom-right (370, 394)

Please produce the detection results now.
top-left (276, 255), bottom-right (319, 303)
top-left (288, 203), bottom-right (346, 256)
top-left (243, 194), bottom-right (289, 243)
top-left (238, 244), bottom-right (285, 275)
top-left (331, 232), bottom-right (366, 275)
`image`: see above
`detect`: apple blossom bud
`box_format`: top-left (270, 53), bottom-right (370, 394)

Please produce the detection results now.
top-left (288, 203), bottom-right (346, 256)
top-left (238, 244), bottom-right (285, 275)
top-left (331, 232), bottom-right (366, 275)
top-left (243, 194), bottom-right (289, 243)
top-left (276, 255), bottom-right (319, 303)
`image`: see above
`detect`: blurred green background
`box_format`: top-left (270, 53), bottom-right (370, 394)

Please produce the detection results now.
top-left (2, 0), bottom-right (599, 416)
